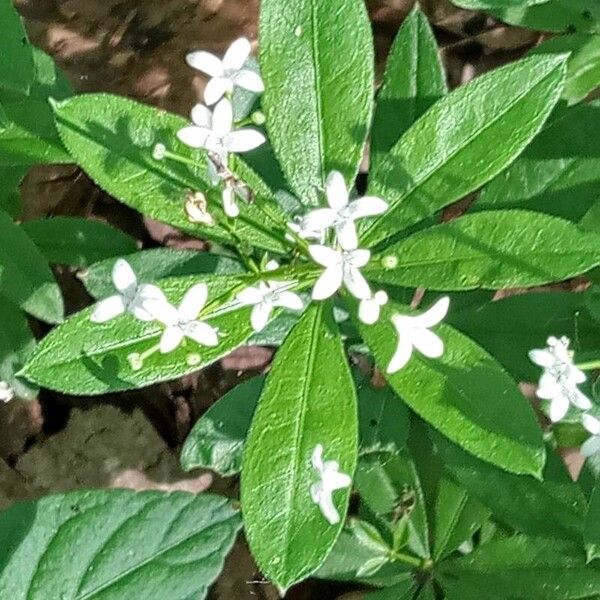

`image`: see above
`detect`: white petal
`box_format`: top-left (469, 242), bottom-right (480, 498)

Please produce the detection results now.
top-left (312, 444), bottom-right (325, 472)
top-left (536, 372), bottom-right (560, 400)
top-left (250, 302), bottom-right (272, 332)
top-left (225, 129), bottom-right (266, 152)
top-left (207, 158), bottom-right (220, 185)
top-left (387, 331), bottom-right (413, 374)
top-left (343, 266), bottom-right (371, 300)
top-left (309, 245), bottom-right (341, 268)
top-left (549, 394), bottom-right (570, 423)
top-left (325, 171), bottom-right (349, 210)
top-left (412, 296), bottom-right (450, 328)
top-left (274, 291), bottom-right (304, 311)
top-left (312, 265), bottom-right (344, 300)
top-left (570, 366), bottom-right (587, 385)
top-left (411, 328), bottom-right (444, 359)
top-left (583, 414), bottom-right (600, 435)
top-left (374, 290), bottom-right (389, 305)
top-left (112, 258), bottom-right (137, 295)
top-left (318, 494), bottom-right (341, 525)
top-left (137, 283), bottom-right (167, 304)
top-left (143, 298), bottom-right (179, 326)
top-left (349, 249), bottom-right (371, 268)
top-left (303, 208), bottom-right (337, 232)
top-left (184, 320), bottom-right (219, 346)
top-left (336, 220), bottom-right (358, 251)
top-left (345, 196), bottom-right (388, 220)
top-left (310, 481), bottom-right (323, 504)
top-left (186, 51), bottom-right (224, 77)
top-left (222, 185), bottom-right (239, 217)
top-left (528, 349), bottom-right (555, 368)
top-left (570, 387), bottom-right (592, 411)
top-left (581, 435), bottom-right (600, 458)
top-left (160, 326), bottom-right (185, 353)
top-left (324, 470), bottom-right (352, 491)
top-left (91, 295), bottom-right (126, 323)
top-left (232, 69), bottom-right (265, 92)
top-left (237, 286), bottom-right (263, 306)
top-left (130, 282), bottom-right (166, 321)
top-left (204, 77), bottom-right (232, 106)
top-left (212, 98), bottom-right (233, 136)
top-left (223, 37), bottom-right (251, 71)
top-left (190, 103), bottom-right (212, 128)
top-left (177, 126), bottom-right (211, 149)
top-left (178, 283), bottom-right (209, 321)
top-left (358, 297), bottom-right (380, 325)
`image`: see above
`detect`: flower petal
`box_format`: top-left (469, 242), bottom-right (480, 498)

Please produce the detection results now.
top-left (536, 372), bottom-right (559, 400)
top-left (178, 283), bottom-right (209, 321)
top-left (325, 171), bottom-right (349, 210)
top-left (411, 328), bottom-right (444, 359)
top-left (571, 387), bottom-right (592, 411)
top-left (358, 297), bottom-right (380, 325)
top-left (302, 208), bottom-right (337, 232)
top-left (236, 286), bottom-right (263, 306)
top-left (317, 493), bottom-right (341, 525)
top-left (91, 295), bottom-right (126, 323)
top-left (583, 413), bottom-right (600, 435)
top-left (549, 394), bottom-right (570, 423)
top-left (528, 349), bottom-right (555, 368)
top-left (204, 77), bottom-right (232, 106)
top-left (250, 302), bottom-right (272, 332)
top-left (343, 266), bottom-right (371, 300)
top-left (412, 296), bottom-right (450, 328)
top-left (274, 291), bottom-right (304, 311)
top-left (190, 103), bottom-right (212, 128)
top-left (143, 298), bottom-right (179, 326)
top-left (223, 37), bottom-right (251, 71)
top-left (160, 326), bottom-right (185, 353)
top-left (325, 470), bottom-right (352, 491)
top-left (581, 435), bottom-right (600, 458)
top-left (570, 366), bottom-right (587, 385)
top-left (211, 98), bottom-right (233, 137)
top-left (312, 444), bottom-right (325, 471)
top-left (309, 245), bottom-right (341, 268)
top-left (312, 265), bottom-right (344, 300)
top-left (345, 196), bottom-right (388, 220)
top-left (112, 258), bottom-right (137, 295)
top-left (336, 220), bottom-right (358, 251)
top-left (186, 51), bottom-right (223, 77)
top-left (222, 185), bottom-right (240, 217)
top-left (233, 69), bottom-right (265, 92)
top-left (225, 129), bottom-right (266, 152)
top-left (184, 320), bottom-right (219, 346)
top-left (387, 324), bottom-right (413, 373)
top-left (130, 283), bottom-right (166, 321)
top-left (349, 248), bottom-right (371, 268)
top-left (177, 126), bottom-right (211, 149)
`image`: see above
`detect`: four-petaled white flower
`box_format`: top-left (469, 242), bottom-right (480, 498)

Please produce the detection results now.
top-left (529, 336), bottom-right (591, 423)
top-left (310, 444), bottom-right (352, 525)
top-left (309, 245), bottom-right (371, 301)
top-left (177, 99), bottom-right (266, 183)
top-left (186, 37), bottom-right (265, 106)
top-left (581, 414), bottom-right (600, 458)
top-left (145, 283), bottom-right (219, 354)
top-left (296, 171), bottom-right (388, 250)
top-left (359, 290), bottom-right (389, 325)
top-left (0, 381), bottom-right (14, 403)
top-left (387, 296), bottom-right (450, 373)
top-left (236, 280), bottom-right (303, 333)
top-left (91, 259), bottom-right (166, 323)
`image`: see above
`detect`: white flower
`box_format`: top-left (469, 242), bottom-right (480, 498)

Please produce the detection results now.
top-left (0, 381), bottom-right (14, 403)
top-left (387, 296), bottom-right (449, 373)
top-left (177, 99), bottom-right (266, 182)
top-left (581, 414), bottom-right (600, 457)
top-left (529, 336), bottom-right (591, 423)
top-left (91, 259), bottom-right (166, 323)
top-left (295, 171), bottom-right (388, 250)
top-left (309, 245), bottom-right (371, 301)
top-left (186, 37), bottom-right (265, 106)
top-left (310, 444), bottom-right (352, 525)
top-left (359, 290), bottom-right (388, 325)
top-left (236, 281), bottom-right (303, 332)
top-left (287, 217), bottom-right (326, 244)
top-left (145, 283), bottom-right (219, 354)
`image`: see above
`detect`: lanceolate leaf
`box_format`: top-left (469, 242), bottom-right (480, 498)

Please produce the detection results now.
top-left (476, 102), bottom-right (600, 221)
top-left (0, 489), bottom-right (241, 599)
top-left (242, 303), bottom-right (358, 591)
top-left (52, 94), bottom-right (286, 253)
top-left (585, 479), bottom-right (600, 561)
top-left (0, 166), bottom-right (26, 218)
top-left (370, 7), bottom-right (447, 170)
top-left (361, 54), bottom-right (567, 247)
top-left (21, 274), bottom-right (257, 395)
top-left (0, 0), bottom-right (34, 94)
top-left (368, 210), bottom-right (600, 290)
top-left (357, 299), bottom-right (545, 476)
top-left (260, 0), bottom-right (374, 206)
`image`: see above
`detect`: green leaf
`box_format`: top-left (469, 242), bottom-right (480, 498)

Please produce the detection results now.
top-left (370, 7), bottom-right (446, 171)
top-left (369, 210), bottom-right (600, 290)
top-left (21, 274), bottom-right (257, 395)
top-left (0, 209), bottom-right (63, 323)
top-left (448, 291), bottom-right (600, 380)
top-left (438, 536), bottom-right (600, 600)
top-left (355, 452), bottom-right (430, 559)
top-left (0, 296), bottom-right (37, 399)
top-left (363, 580), bottom-right (416, 600)
top-left (80, 248), bottom-right (243, 299)
top-left (529, 35), bottom-right (600, 105)
top-left (357, 299), bottom-right (545, 476)
top-left (21, 217), bottom-right (137, 267)
top-left (241, 303), bottom-right (358, 591)
top-left (181, 375), bottom-right (264, 476)
top-left (585, 479), bottom-right (600, 561)
top-left (581, 202), bottom-right (600, 234)
top-left (259, 0), bottom-right (374, 206)
top-left (357, 370), bottom-right (410, 456)
top-left (52, 94), bottom-right (286, 253)
top-left (488, 1), bottom-right (600, 34)
top-left (0, 489), bottom-right (240, 599)
top-left (0, 166), bottom-right (25, 218)
top-left (361, 54), bottom-right (567, 247)
top-left (434, 433), bottom-right (586, 543)
top-left (27, 47), bottom-right (73, 101)
top-left (476, 102), bottom-right (600, 221)
top-left (0, 0), bottom-right (34, 94)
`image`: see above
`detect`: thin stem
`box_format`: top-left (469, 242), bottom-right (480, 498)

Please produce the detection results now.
top-left (576, 359), bottom-right (600, 371)
top-left (389, 550), bottom-right (424, 569)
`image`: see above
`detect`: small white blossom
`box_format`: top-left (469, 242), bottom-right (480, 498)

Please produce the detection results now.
top-left (186, 37), bottom-right (265, 105)
top-left (358, 290), bottom-right (389, 325)
top-left (581, 414), bottom-right (600, 458)
top-left (236, 281), bottom-right (303, 333)
top-left (294, 171), bottom-right (388, 250)
top-left (287, 217), bottom-right (326, 244)
top-left (91, 259), bottom-right (166, 323)
top-left (309, 245), bottom-right (371, 301)
top-left (529, 336), bottom-right (591, 423)
top-left (145, 283), bottom-right (219, 354)
top-left (177, 99), bottom-right (266, 184)
top-left (310, 444), bottom-right (351, 525)
top-left (387, 296), bottom-right (449, 373)
top-left (0, 381), bottom-right (14, 403)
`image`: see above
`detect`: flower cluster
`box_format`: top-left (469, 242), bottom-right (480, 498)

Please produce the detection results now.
top-left (529, 336), bottom-right (596, 456)
top-left (310, 444), bottom-right (351, 524)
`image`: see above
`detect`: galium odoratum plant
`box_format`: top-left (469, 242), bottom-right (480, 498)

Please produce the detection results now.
top-left (3, 0), bottom-right (600, 597)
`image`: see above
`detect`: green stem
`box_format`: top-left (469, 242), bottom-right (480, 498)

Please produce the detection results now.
top-left (576, 359), bottom-right (600, 371)
top-left (389, 550), bottom-right (425, 569)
